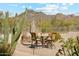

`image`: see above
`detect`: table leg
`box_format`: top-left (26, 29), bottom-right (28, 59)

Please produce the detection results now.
top-left (42, 39), bottom-right (43, 47)
top-left (35, 40), bottom-right (38, 46)
top-left (41, 36), bottom-right (44, 48)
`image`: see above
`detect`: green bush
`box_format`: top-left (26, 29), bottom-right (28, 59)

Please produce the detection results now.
top-left (56, 37), bottom-right (79, 56)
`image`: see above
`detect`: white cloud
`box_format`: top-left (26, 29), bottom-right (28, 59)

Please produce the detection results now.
top-left (61, 6), bottom-right (68, 10)
top-left (35, 4), bottom-right (59, 14)
top-left (35, 4), bottom-right (73, 15)
top-left (62, 3), bottom-right (68, 6)
top-left (36, 4), bottom-right (59, 11)
top-left (9, 4), bottom-right (19, 7)
top-left (69, 3), bottom-right (74, 5)
top-left (62, 3), bottom-right (74, 6)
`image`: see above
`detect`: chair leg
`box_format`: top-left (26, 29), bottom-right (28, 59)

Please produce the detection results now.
top-left (46, 41), bottom-right (53, 49)
top-left (35, 40), bottom-right (38, 47)
top-left (30, 41), bottom-right (35, 48)
top-left (51, 41), bottom-right (53, 49)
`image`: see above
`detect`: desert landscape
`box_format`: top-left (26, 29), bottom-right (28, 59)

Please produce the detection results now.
top-left (0, 3), bottom-right (79, 56)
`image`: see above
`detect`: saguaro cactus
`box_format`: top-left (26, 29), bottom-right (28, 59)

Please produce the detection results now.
top-left (0, 11), bottom-right (25, 55)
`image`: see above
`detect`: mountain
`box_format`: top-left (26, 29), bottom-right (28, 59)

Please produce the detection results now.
top-left (1, 9), bottom-right (79, 32)
top-left (0, 9), bottom-right (79, 21)
top-left (25, 9), bottom-right (79, 21)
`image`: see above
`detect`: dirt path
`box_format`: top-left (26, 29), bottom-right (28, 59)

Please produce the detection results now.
top-left (13, 35), bottom-right (62, 56)
top-left (13, 42), bottom-right (62, 56)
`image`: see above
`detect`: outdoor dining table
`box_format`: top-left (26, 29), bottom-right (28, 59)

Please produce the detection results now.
top-left (37, 33), bottom-right (50, 47)
top-left (21, 32), bottom-right (53, 48)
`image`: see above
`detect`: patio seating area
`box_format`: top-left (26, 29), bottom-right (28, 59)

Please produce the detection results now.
top-left (21, 32), bottom-right (61, 49)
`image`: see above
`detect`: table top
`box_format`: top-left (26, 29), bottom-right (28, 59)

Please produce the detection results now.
top-left (37, 33), bottom-right (49, 36)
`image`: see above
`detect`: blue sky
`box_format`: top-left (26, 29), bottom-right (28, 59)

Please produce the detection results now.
top-left (0, 3), bottom-right (79, 16)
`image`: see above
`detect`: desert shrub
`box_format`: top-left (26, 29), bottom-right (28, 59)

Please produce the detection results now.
top-left (56, 37), bottom-right (79, 56)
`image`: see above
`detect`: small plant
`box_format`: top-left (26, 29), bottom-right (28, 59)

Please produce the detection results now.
top-left (56, 37), bottom-right (79, 56)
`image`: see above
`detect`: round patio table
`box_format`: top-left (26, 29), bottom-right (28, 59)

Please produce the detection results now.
top-left (40, 33), bottom-right (50, 47)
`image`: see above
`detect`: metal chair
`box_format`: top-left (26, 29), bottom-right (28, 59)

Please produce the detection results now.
top-left (30, 32), bottom-right (38, 48)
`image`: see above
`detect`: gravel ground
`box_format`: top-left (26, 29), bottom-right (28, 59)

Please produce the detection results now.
top-left (13, 32), bottom-right (79, 56)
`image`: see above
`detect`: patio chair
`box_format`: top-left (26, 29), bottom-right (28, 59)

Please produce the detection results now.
top-left (45, 35), bottom-right (54, 49)
top-left (46, 32), bottom-right (61, 49)
top-left (40, 33), bottom-right (54, 49)
top-left (30, 32), bottom-right (38, 48)
top-left (51, 32), bottom-right (61, 42)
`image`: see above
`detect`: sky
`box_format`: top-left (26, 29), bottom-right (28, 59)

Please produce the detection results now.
top-left (0, 3), bottom-right (79, 16)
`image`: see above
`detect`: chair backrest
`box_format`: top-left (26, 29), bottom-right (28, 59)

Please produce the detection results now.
top-left (30, 32), bottom-right (37, 41)
top-left (51, 32), bottom-right (61, 42)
